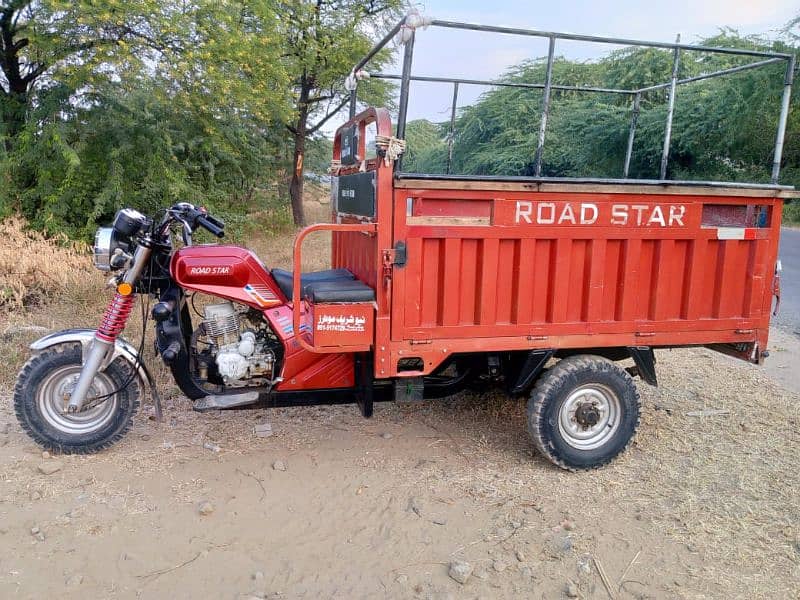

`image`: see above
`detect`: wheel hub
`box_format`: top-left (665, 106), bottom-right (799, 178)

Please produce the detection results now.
top-left (61, 375), bottom-right (80, 409)
top-left (575, 402), bottom-right (601, 427)
top-left (558, 384), bottom-right (622, 450)
top-left (37, 366), bottom-right (118, 435)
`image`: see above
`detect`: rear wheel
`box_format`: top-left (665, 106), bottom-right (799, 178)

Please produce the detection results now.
top-left (14, 345), bottom-right (140, 454)
top-left (527, 355), bottom-right (640, 470)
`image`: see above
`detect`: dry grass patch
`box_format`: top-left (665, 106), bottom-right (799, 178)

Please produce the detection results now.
top-left (0, 216), bottom-right (99, 312)
top-left (246, 196), bottom-right (332, 271)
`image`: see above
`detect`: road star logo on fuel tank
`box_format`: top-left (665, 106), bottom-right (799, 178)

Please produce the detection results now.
top-left (189, 266), bottom-right (231, 275)
top-left (513, 201), bottom-right (687, 227)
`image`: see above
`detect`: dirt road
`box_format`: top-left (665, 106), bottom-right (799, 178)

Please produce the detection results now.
top-left (1, 334), bottom-right (798, 600)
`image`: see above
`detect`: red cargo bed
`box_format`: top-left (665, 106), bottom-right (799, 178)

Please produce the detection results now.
top-left (311, 108), bottom-right (790, 379)
top-left (289, 15), bottom-right (798, 469)
top-left (385, 177), bottom-right (786, 375)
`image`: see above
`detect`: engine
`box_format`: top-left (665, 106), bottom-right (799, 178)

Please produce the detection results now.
top-left (198, 302), bottom-right (278, 387)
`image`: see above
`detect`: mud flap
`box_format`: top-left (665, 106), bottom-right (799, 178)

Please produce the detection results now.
top-left (627, 346), bottom-right (657, 386)
top-left (509, 349), bottom-right (556, 395)
top-left (354, 353), bottom-right (374, 417)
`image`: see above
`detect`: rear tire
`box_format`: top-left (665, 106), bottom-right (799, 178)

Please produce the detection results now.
top-left (14, 344), bottom-right (140, 454)
top-left (527, 355), bottom-right (640, 471)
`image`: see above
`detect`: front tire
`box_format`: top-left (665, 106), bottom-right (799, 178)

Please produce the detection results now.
top-left (527, 355), bottom-right (640, 471)
top-left (14, 344), bottom-right (140, 454)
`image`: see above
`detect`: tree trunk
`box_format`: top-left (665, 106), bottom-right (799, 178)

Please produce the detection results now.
top-left (288, 75), bottom-right (311, 228)
top-left (288, 116), bottom-right (307, 227)
top-left (2, 90), bottom-right (28, 153)
top-left (1, 7), bottom-right (32, 154)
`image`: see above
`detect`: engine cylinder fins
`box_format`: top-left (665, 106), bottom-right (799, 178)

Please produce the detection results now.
top-left (203, 302), bottom-right (241, 346)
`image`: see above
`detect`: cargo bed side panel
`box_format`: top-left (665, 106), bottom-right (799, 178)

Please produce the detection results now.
top-left (390, 187), bottom-right (781, 369)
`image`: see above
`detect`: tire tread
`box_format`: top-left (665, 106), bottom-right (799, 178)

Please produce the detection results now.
top-left (13, 344), bottom-right (140, 454)
top-left (527, 354), bottom-right (641, 471)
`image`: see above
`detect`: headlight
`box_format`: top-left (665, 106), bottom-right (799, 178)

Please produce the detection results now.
top-left (93, 227), bottom-right (114, 271)
top-left (92, 209), bottom-right (148, 272)
top-left (113, 208), bottom-right (147, 236)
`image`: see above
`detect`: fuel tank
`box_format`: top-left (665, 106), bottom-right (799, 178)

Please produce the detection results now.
top-left (171, 245), bottom-right (284, 308)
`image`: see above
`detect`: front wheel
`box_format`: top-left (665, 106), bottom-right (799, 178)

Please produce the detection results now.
top-left (527, 355), bottom-right (641, 471)
top-left (14, 344), bottom-right (140, 454)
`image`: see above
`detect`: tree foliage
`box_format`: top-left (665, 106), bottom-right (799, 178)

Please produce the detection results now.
top-left (2, 3), bottom-right (800, 236)
top-left (278, 0), bottom-right (402, 225)
top-left (1, 0), bottom-right (291, 237)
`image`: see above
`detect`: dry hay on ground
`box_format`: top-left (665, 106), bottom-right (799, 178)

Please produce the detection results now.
top-left (0, 217), bottom-right (97, 312)
top-left (0, 344), bottom-right (797, 598)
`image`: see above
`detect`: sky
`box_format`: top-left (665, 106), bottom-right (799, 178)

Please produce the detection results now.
top-left (325, 0), bottom-right (798, 134)
top-left (423, 0), bottom-right (797, 41)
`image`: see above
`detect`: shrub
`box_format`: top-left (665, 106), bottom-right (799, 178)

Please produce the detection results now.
top-left (784, 199), bottom-right (800, 225)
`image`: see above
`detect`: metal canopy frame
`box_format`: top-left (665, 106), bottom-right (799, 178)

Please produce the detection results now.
top-left (347, 17), bottom-right (795, 186)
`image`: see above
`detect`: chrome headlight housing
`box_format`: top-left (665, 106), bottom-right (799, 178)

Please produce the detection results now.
top-left (93, 227), bottom-right (115, 271)
top-left (92, 209), bottom-right (148, 272)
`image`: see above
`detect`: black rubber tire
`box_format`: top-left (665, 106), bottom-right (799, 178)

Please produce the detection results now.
top-left (527, 354), bottom-right (640, 471)
top-left (14, 344), bottom-right (140, 454)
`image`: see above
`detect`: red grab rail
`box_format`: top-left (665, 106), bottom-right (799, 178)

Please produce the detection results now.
top-left (291, 222), bottom-right (377, 353)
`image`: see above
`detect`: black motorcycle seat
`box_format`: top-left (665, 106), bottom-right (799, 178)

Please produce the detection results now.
top-left (303, 279), bottom-right (376, 303)
top-left (271, 267), bottom-right (354, 298)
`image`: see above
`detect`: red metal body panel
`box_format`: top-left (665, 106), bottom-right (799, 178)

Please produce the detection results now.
top-left (265, 305), bottom-right (355, 390)
top-left (172, 246), bottom-right (358, 390)
top-left (333, 230), bottom-right (378, 289)
top-left (291, 223), bottom-right (377, 354)
top-left (330, 107), bottom-right (394, 314)
top-left (171, 245), bottom-right (284, 309)
top-left (288, 108), bottom-right (394, 358)
top-left (309, 303), bottom-right (374, 348)
top-left (382, 185), bottom-right (782, 376)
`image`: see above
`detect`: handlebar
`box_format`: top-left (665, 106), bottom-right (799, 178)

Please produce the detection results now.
top-left (196, 214), bottom-right (225, 238)
top-left (157, 203), bottom-right (225, 241)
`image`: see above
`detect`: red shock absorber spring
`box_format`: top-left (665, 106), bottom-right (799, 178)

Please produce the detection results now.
top-left (96, 292), bottom-right (136, 343)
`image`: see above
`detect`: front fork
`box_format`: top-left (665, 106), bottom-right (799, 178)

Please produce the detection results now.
top-left (67, 245), bottom-right (152, 412)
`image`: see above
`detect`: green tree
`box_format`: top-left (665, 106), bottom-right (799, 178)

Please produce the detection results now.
top-left (9, 83), bottom-right (288, 238)
top-left (278, 0), bottom-right (402, 226)
top-left (1, 1), bottom-right (292, 235)
top-left (403, 119), bottom-right (448, 173)
top-left (0, 0), bottom-right (191, 152)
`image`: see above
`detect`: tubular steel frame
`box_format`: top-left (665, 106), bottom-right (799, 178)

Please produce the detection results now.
top-left (347, 17), bottom-right (795, 186)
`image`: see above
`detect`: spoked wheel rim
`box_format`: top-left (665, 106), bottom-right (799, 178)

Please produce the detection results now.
top-left (36, 366), bottom-right (119, 435)
top-left (558, 383), bottom-right (621, 450)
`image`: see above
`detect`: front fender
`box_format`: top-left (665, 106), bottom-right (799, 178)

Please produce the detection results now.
top-left (30, 328), bottom-right (162, 420)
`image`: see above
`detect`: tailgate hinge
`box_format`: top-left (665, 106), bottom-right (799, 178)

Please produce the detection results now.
top-left (382, 241), bottom-right (407, 282)
top-left (383, 241), bottom-right (407, 267)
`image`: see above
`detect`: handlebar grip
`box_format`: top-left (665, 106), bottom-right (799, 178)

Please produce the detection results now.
top-left (197, 215), bottom-right (225, 238)
top-left (204, 214), bottom-right (225, 228)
